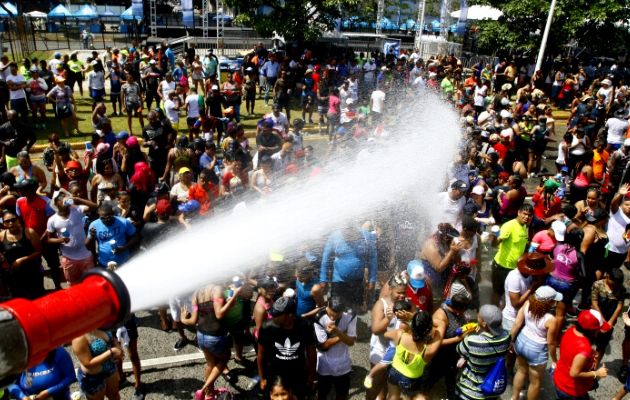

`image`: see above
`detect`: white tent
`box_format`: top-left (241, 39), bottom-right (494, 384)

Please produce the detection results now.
top-left (450, 5), bottom-right (503, 21)
top-left (24, 11), bottom-right (48, 18)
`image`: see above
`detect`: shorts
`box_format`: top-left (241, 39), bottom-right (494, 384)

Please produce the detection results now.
top-left (60, 254), bottom-right (94, 284)
top-left (318, 373), bottom-right (351, 398)
top-left (197, 332), bottom-right (231, 356)
top-left (317, 105), bottom-right (327, 115)
top-left (125, 314), bottom-right (139, 342)
top-left (491, 260), bottom-right (511, 296)
top-left (90, 88), bottom-right (105, 101)
top-left (624, 361), bottom-right (630, 392)
top-left (110, 92), bottom-right (120, 102)
top-left (125, 102), bottom-right (142, 115)
top-left (30, 97), bottom-right (46, 106)
top-left (555, 387), bottom-right (589, 400)
top-left (169, 295), bottom-right (192, 322)
top-left (77, 368), bottom-right (110, 396)
top-left (379, 345), bottom-right (395, 365)
top-left (515, 333), bottom-right (548, 366)
top-left (387, 367), bottom-right (421, 395)
top-left (546, 275), bottom-right (578, 305)
top-left (187, 116), bottom-right (199, 128)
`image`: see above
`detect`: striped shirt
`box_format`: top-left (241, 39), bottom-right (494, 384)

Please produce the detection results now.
top-left (455, 330), bottom-right (510, 400)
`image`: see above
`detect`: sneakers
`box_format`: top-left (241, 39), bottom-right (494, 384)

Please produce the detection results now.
top-left (363, 375), bottom-right (373, 389)
top-left (132, 387), bottom-right (145, 400)
top-left (173, 337), bottom-right (189, 351)
top-left (194, 390), bottom-right (205, 400)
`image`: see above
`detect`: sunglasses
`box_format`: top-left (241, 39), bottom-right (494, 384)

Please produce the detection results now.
top-left (3, 218), bottom-right (17, 224)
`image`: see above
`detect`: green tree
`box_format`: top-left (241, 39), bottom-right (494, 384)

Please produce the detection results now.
top-left (224, 0), bottom-right (361, 42)
top-left (469, 0), bottom-right (630, 56)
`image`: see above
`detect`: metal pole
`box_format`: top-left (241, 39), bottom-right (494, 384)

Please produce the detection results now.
top-left (215, 0), bottom-right (219, 50)
top-left (535, 0), bottom-right (557, 72)
top-left (414, 0), bottom-right (426, 58)
top-left (376, 0), bottom-right (384, 34)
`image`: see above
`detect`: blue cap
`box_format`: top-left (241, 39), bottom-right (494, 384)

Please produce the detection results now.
top-left (337, 127), bottom-right (347, 135)
top-left (54, 52), bottom-right (62, 58)
top-left (129, 47), bottom-right (136, 53)
top-left (116, 131), bottom-right (130, 140)
top-left (560, 166), bottom-right (569, 173)
top-left (178, 200), bottom-right (200, 213)
top-left (407, 260), bottom-right (426, 289)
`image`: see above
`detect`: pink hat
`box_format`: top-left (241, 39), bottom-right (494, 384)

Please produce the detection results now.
top-left (126, 136), bottom-right (139, 148)
top-left (95, 142), bottom-right (110, 154)
top-left (471, 185), bottom-right (485, 196)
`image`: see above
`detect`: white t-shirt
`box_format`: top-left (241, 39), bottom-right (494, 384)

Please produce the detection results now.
top-left (502, 269), bottom-right (532, 322)
top-left (6, 73), bottom-right (26, 100)
top-left (185, 94), bottom-right (200, 119)
top-left (314, 311), bottom-right (357, 376)
top-left (159, 80), bottom-right (176, 100)
top-left (48, 59), bottom-right (61, 73)
top-left (438, 191), bottom-right (465, 228)
top-left (607, 208), bottom-right (630, 254)
top-left (473, 85), bottom-right (487, 107)
top-left (370, 90), bottom-right (385, 113)
top-left (170, 182), bottom-right (190, 202)
top-left (164, 99), bottom-right (179, 123)
top-left (606, 117), bottom-right (629, 145)
top-left (47, 206), bottom-right (92, 260)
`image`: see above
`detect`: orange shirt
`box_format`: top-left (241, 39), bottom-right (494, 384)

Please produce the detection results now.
top-left (592, 149), bottom-right (609, 181)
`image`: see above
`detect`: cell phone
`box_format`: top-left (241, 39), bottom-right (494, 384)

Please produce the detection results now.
top-left (85, 142), bottom-right (93, 151)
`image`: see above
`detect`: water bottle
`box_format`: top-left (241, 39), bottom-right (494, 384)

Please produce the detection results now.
top-left (60, 227), bottom-right (70, 238)
top-left (109, 239), bottom-right (117, 254)
top-left (246, 375), bottom-right (260, 391)
top-left (63, 198), bottom-right (74, 207)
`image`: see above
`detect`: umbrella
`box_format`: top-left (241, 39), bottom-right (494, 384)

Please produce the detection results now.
top-left (48, 4), bottom-right (72, 19)
top-left (74, 4), bottom-right (98, 20)
top-left (450, 5), bottom-right (503, 21)
top-left (430, 19), bottom-right (441, 32)
top-left (121, 6), bottom-right (142, 21)
top-left (99, 5), bottom-right (115, 17)
top-left (0, 2), bottom-right (17, 17)
top-left (25, 11), bottom-right (47, 18)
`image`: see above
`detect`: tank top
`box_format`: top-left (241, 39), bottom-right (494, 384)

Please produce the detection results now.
top-left (222, 290), bottom-right (243, 327)
top-left (2, 230), bottom-right (38, 269)
top-left (556, 142), bottom-right (566, 164)
top-left (196, 299), bottom-right (227, 336)
top-left (369, 298), bottom-right (400, 360)
top-left (296, 279), bottom-right (316, 316)
top-left (570, 136), bottom-right (586, 156)
top-left (17, 165), bottom-right (33, 182)
top-left (440, 303), bottom-right (467, 339)
top-left (521, 302), bottom-right (553, 344)
top-left (173, 148), bottom-right (191, 172)
top-left (87, 332), bottom-right (116, 375)
top-left (391, 334), bottom-right (427, 379)
top-left (253, 296), bottom-right (272, 339)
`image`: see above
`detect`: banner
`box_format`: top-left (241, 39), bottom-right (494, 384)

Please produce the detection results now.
top-left (383, 39), bottom-right (401, 57)
top-left (181, 0), bottom-right (193, 28)
top-left (131, 0), bottom-right (143, 19)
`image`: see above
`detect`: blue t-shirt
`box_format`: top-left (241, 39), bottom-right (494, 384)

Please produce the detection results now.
top-left (8, 347), bottom-right (76, 399)
top-left (89, 216), bottom-right (136, 266)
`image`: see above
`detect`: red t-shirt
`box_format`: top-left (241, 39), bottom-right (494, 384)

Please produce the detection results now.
top-left (553, 326), bottom-right (595, 397)
top-left (532, 192), bottom-right (562, 220)
top-left (493, 142), bottom-right (508, 160)
top-left (405, 284), bottom-right (432, 313)
top-left (16, 196), bottom-right (53, 236)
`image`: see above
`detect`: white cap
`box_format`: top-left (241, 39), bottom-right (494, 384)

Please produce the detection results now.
top-left (602, 79), bottom-right (612, 86)
top-left (149, 59), bottom-right (157, 64)
top-left (211, 85), bottom-right (219, 90)
top-left (535, 285), bottom-right (563, 301)
top-left (471, 185), bottom-right (485, 196)
top-left (500, 109), bottom-right (512, 119)
top-left (551, 220), bottom-right (566, 242)
top-left (346, 98), bottom-right (354, 105)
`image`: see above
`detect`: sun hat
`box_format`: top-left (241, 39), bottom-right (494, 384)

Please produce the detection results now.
top-left (535, 285), bottom-right (563, 302)
top-left (601, 79), bottom-right (612, 86)
top-left (479, 304), bottom-right (503, 335)
top-left (551, 220), bottom-right (566, 242)
top-left (516, 252), bottom-right (553, 276)
top-left (578, 309), bottom-right (611, 332)
top-left (406, 260), bottom-right (426, 290)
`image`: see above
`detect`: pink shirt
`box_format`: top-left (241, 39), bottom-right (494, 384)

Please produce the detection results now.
top-left (552, 244), bottom-right (579, 282)
top-left (531, 230), bottom-right (556, 253)
top-left (328, 95), bottom-right (340, 115)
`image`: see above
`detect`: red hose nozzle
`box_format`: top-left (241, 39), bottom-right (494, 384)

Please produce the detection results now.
top-left (0, 269), bottom-right (130, 386)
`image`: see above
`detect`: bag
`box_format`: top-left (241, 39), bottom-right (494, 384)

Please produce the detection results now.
top-left (480, 355), bottom-right (507, 395)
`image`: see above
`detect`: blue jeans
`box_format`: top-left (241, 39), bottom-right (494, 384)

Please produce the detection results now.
top-left (264, 77), bottom-right (277, 104)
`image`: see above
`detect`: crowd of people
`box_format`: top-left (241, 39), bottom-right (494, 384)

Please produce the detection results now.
top-left (0, 38), bottom-right (630, 400)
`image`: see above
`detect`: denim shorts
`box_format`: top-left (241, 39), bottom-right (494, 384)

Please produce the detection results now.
top-left (197, 332), bottom-right (231, 356)
top-left (546, 275), bottom-right (578, 305)
top-left (77, 368), bottom-right (111, 395)
top-left (388, 367), bottom-right (422, 395)
top-left (515, 333), bottom-right (548, 366)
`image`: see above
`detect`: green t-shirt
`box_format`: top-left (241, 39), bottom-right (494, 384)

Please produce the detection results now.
top-left (441, 78), bottom-right (454, 94)
top-left (68, 60), bottom-right (84, 74)
top-left (494, 218), bottom-right (528, 269)
top-left (223, 289), bottom-right (243, 327)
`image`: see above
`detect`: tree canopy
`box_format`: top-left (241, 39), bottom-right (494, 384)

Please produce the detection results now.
top-left (469, 0), bottom-right (630, 57)
top-left (226, 0), bottom-right (360, 42)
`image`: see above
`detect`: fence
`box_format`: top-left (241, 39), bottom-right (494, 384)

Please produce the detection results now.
top-left (147, 35), bottom-right (273, 58)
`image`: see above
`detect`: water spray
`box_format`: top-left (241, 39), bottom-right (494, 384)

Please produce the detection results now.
top-left (0, 269), bottom-right (130, 387)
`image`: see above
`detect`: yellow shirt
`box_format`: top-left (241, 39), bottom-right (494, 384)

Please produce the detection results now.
top-left (68, 60), bottom-right (84, 74)
top-left (494, 218), bottom-right (528, 269)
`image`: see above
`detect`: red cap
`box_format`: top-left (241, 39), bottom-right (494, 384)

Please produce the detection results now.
top-left (155, 199), bottom-right (171, 216)
top-left (126, 136), bottom-right (139, 148)
top-left (65, 160), bottom-right (81, 170)
top-left (577, 309), bottom-right (611, 333)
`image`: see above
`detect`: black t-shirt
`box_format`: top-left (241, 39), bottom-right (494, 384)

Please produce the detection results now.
top-left (141, 220), bottom-right (178, 249)
top-left (0, 121), bottom-right (31, 156)
top-left (256, 132), bottom-right (281, 158)
top-left (258, 318), bottom-right (315, 379)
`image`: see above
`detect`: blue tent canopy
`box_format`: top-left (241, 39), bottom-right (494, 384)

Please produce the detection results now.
top-left (0, 3), bottom-right (17, 17)
top-left (74, 4), bottom-right (98, 20)
top-left (48, 4), bottom-right (72, 19)
top-left (99, 5), bottom-right (115, 16)
top-left (430, 19), bottom-right (441, 32)
top-left (121, 6), bottom-right (142, 21)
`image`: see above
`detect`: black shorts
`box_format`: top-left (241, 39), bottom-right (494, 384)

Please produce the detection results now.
top-left (125, 102), bottom-right (142, 115)
top-left (124, 314), bottom-right (139, 342)
top-left (491, 260), bottom-right (511, 296)
top-left (318, 373), bottom-right (351, 399)
top-left (186, 116), bottom-right (198, 128)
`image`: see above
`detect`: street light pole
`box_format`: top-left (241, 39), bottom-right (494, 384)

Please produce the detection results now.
top-left (535, 0), bottom-right (557, 72)
top-left (414, 0), bottom-right (427, 58)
